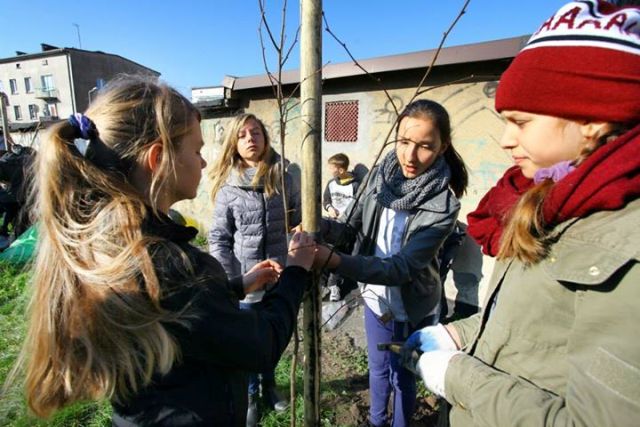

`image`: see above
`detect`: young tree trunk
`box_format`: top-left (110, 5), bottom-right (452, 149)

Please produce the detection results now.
top-left (300, 0), bottom-right (322, 425)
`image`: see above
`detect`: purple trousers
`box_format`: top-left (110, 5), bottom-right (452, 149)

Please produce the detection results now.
top-left (364, 304), bottom-right (437, 427)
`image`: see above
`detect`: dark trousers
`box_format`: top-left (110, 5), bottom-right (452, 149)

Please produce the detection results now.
top-left (364, 304), bottom-right (437, 427)
top-left (239, 301), bottom-right (277, 395)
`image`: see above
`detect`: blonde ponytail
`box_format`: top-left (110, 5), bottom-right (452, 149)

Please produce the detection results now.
top-left (9, 76), bottom-right (198, 417)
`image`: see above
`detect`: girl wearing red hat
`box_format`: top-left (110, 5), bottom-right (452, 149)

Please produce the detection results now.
top-left (403, 1), bottom-right (640, 425)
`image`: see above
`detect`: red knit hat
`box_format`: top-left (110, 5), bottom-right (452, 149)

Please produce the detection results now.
top-left (495, 0), bottom-right (640, 124)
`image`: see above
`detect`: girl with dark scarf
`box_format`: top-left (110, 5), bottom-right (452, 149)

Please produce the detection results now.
top-left (318, 99), bottom-right (468, 427)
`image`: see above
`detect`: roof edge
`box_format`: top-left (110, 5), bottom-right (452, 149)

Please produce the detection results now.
top-left (0, 47), bottom-right (160, 75)
top-left (227, 35), bottom-right (529, 91)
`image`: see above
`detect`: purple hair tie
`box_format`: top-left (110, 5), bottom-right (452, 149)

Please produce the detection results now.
top-left (68, 113), bottom-right (96, 141)
top-left (66, 113), bottom-right (132, 174)
top-left (533, 160), bottom-right (576, 184)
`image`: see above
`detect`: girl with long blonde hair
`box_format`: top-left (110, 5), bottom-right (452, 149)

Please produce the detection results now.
top-left (208, 113), bottom-right (300, 425)
top-left (11, 76), bottom-right (314, 426)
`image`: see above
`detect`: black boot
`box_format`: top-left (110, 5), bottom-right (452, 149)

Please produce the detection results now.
top-left (246, 393), bottom-right (259, 427)
top-left (262, 386), bottom-right (288, 413)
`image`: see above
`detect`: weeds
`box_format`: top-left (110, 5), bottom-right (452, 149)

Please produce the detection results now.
top-left (0, 266), bottom-right (356, 427)
top-left (0, 262), bottom-right (112, 427)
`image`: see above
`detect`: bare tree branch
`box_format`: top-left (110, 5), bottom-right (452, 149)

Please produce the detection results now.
top-left (258, 22), bottom-right (281, 100)
top-left (282, 62), bottom-right (328, 110)
top-left (410, 0), bottom-right (472, 102)
top-left (322, 12), bottom-right (399, 117)
top-left (414, 73), bottom-right (499, 96)
top-left (282, 25), bottom-right (301, 66)
top-left (259, 0), bottom-right (280, 50)
top-left (317, 0), bottom-right (473, 276)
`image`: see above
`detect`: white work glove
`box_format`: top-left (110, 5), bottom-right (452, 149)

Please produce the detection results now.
top-left (416, 350), bottom-right (462, 398)
top-left (403, 323), bottom-right (457, 353)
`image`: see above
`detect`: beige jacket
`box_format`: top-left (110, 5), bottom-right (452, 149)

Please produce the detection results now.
top-left (445, 198), bottom-right (640, 426)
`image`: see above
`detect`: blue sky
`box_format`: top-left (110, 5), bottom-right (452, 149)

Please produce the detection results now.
top-left (0, 0), bottom-right (568, 95)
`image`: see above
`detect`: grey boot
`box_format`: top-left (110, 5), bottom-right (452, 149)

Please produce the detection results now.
top-left (246, 393), bottom-right (259, 427)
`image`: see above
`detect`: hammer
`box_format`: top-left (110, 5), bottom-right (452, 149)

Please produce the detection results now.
top-left (377, 342), bottom-right (421, 375)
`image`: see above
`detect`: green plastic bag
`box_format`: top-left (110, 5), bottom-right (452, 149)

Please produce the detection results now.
top-left (0, 225), bottom-right (37, 264)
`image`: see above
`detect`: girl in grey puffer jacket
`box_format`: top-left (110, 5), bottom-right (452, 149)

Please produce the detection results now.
top-left (208, 114), bottom-right (300, 425)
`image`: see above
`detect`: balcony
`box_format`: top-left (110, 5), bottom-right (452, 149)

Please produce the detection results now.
top-left (35, 87), bottom-right (59, 100)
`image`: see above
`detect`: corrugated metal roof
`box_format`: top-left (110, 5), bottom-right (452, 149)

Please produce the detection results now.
top-left (226, 35), bottom-right (529, 91)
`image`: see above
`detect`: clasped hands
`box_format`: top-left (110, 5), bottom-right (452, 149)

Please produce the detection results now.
top-left (242, 229), bottom-right (318, 294)
top-left (401, 323), bottom-right (463, 398)
top-left (290, 224), bottom-right (341, 270)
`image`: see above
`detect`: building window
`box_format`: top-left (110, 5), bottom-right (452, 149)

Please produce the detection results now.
top-left (41, 75), bottom-right (51, 89)
top-left (14, 105), bottom-right (22, 121)
top-left (43, 102), bottom-right (58, 119)
top-left (324, 100), bottom-right (359, 142)
top-left (29, 104), bottom-right (38, 120)
top-left (42, 59), bottom-right (48, 66)
top-left (9, 79), bottom-right (18, 95)
top-left (41, 74), bottom-right (54, 90)
top-left (24, 77), bottom-right (33, 93)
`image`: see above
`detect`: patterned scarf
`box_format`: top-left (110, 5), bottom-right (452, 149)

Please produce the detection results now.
top-left (375, 151), bottom-right (450, 211)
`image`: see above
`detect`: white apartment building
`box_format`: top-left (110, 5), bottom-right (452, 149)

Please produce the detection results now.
top-left (0, 43), bottom-right (159, 148)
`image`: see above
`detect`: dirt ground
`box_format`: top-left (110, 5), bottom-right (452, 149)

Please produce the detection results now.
top-left (314, 302), bottom-right (440, 427)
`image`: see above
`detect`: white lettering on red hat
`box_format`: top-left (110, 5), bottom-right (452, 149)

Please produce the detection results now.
top-left (523, 0), bottom-right (640, 56)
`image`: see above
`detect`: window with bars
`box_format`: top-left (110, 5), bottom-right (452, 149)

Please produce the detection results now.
top-left (324, 100), bottom-right (358, 142)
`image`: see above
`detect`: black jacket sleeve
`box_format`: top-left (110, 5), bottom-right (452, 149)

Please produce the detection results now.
top-left (163, 264), bottom-right (308, 372)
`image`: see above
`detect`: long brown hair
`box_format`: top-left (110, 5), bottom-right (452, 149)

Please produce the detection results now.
top-left (396, 99), bottom-right (468, 198)
top-left (209, 113), bottom-right (282, 200)
top-left (10, 75), bottom-right (199, 417)
top-left (497, 124), bottom-right (630, 264)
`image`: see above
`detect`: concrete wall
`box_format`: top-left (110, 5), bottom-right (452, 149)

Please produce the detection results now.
top-left (69, 50), bottom-right (159, 113)
top-left (175, 80), bottom-right (511, 308)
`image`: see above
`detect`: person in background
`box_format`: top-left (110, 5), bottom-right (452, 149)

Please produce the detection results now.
top-left (0, 144), bottom-right (35, 239)
top-left (322, 152), bottom-right (359, 301)
top-left (436, 220), bottom-right (466, 321)
top-left (12, 76), bottom-right (315, 427)
top-left (316, 99), bottom-right (468, 427)
top-left (404, 2), bottom-right (640, 425)
top-left (208, 113), bottom-right (301, 426)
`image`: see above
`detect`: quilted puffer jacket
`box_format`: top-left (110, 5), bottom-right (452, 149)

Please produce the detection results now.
top-left (208, 165), bottom-right (301, 302)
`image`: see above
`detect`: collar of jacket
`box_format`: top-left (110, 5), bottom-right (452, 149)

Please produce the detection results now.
top-left (142, 209), bottom-right (198, 243)
top-left (227, 166), bottom-right (262, 189)
top-left (336, 172), bottom-right (355, 186)
top-left (416, 188), bottom-right (454, 213)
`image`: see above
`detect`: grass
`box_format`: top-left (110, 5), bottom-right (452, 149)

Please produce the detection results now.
top-left (0, 261), bottom-right (112, 427)
top-left (0, 261), bottom-right (355, 426)
top-left (261, 354), bottom-right (336, 427)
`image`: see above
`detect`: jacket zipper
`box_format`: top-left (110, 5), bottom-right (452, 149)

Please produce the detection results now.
top-left (402, 212), bottom-right (416, 245)
top-left (261, 192), bottom-right (267, 260)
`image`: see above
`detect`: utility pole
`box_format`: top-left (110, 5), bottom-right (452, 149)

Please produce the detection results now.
top-left (73, 23), bottom-right (82, 49)
top-left (300, 0), bottom-right (322, 425)
top-left (0, 92), bottom-right (12, 151)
